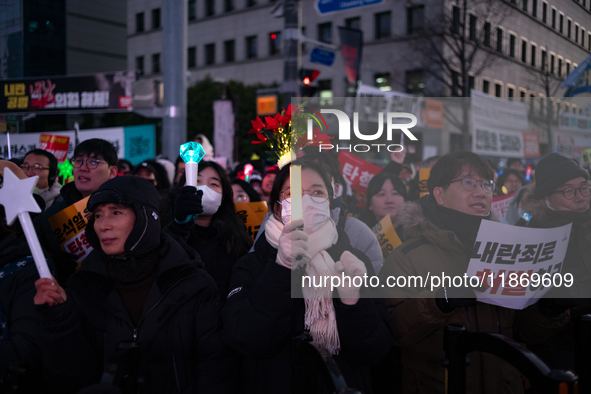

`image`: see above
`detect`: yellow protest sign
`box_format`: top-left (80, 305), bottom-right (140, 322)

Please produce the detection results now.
top-left (583, 148), bottom-right (591, 165)
top-left (371, 214), bottom-right (402, 260)
top-left (48, 197), bottom-right (93, 265)
top-left (419, 168), bottom-right (431, 197)
top-left (235, 201), bottom-right (268, 241)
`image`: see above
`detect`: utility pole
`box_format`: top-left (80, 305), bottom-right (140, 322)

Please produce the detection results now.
top-left (162, 0), bottom-right (188, 160)
top-left (282, 0), bottom-right (301, 108)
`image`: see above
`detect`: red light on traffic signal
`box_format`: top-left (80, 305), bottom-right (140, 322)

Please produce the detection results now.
top-left (303, 77), bottom-right (311, 85)
top-left (271, 33), bottom-right (277, 40)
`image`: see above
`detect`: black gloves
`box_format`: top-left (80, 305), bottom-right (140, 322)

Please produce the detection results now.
top-left (436, 285), bottom-right (478, 313)
top-left (173, 186), bottom-right (203, 229)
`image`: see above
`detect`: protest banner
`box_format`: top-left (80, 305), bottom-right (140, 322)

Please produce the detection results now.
top-left (338, 151), bottom-right (382, 207)
top-left (235, 201), bottom-right (268, 241)
top-left (466, 220), bottom-right (572, 310)
top-left (39, 134), bottom-right (69, 163)
top-left (491, 192), bottom-right (515, 221)
top-left (419, 168), bottom-right (431, 197)
top-left (48, 197), bottom-right (93, 264)
top-left (371, 214), bottom-right (402, 260)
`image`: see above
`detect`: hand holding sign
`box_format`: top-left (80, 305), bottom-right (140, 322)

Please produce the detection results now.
top-left (0, 167), bottom-right (52, 280)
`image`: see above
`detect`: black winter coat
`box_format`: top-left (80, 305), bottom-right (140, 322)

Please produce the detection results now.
top-left (40, 233), bottom-right (236, 394)
top-left (0, 233), bottom-right (44, 379)
top-left (221, 227), bottom-right (393, 394)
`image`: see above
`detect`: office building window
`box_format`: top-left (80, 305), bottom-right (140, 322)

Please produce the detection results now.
top-left (582, 28), bottom-right (585, 47)
top-left (136, 56), bottom-right (144, 74)
top-left (567, 19), bottom-right (571, 38)
top-left (469, 75), bottom-right (475, 90)
top-left (225, 0), bottom-right (234, 12)
top-left (318, 22), bottom-right (332, 43)
top-left (558, 58), bottom-right (562, 76)
top-left (510, 34), bottom-right (516, 57)
top-left (508, 87), bottom-right (514, 99)
top-left (375, 73), bottom-right (392, 91)
top-left (452, 6), bottom-right (460, 34)
top-left (483, 80), bottom-right (490, 94)
top-left (407, 5), bottom-right (425, 34)
top-left (246, 36), bottom-right (257, 59)
top-left (269, 31), bottom-right (281, 55)
top-left (345, 17), bottom-right (360, 30)
top-left (567, 62), bottom-right (571, 75)
top-left (151, 53), bottom-right (160, 73)
top-left (541, 49), bottom-right (546, 70)
top-left (523, 0), bottom-right (528, 11)
top-left (520, 91), bottom-right (526, 102)
top-left (588, 33), bottom-right (591, 50)
top-left (469, 14), bottom-right (477, 40)
top-left (406, 70), bottom-right (424, 96)
top-left (206, 0), bottom-right (214, 16)
top-left (559, 14), bottom-right (563, 33)
top-left (224, 40), bottom-right (235, 62)
top-left (497, 28), bottom-right (503, 52)
top-left (521, 39), bottom-right (527, 62)
top-left (205, 43), bottom-right (215, 65)
top-left (495, 83), bottom-right (502, 97)
top-left (375, 12), bottom-right (391, 38)
top-left (484, 22), bottom-right (491, 47)
top-left (189, 0), bottom-right (196, 20)
top-left (575, 25), bottom-right (579, 43)
top-left (542, 2), bottom-right (547, 23)
top-left (552, 8), bottom-right (556, 28)
top-left (151, 8), bottom-right (161, 29)
top-left (451, 71), bottom-right (460, 96)
top-left (550, 54), bottom-right (555, 74)
top-left (531, 44), bottom-right (536, 66)
top-left (136, 12), bottom-right (144, 33)
top-left (188, 46), bottom-right (196, 68)
top-left (532, 0), bottom-right (537, 17)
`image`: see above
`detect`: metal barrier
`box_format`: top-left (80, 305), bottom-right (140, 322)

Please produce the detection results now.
top-left (443, 325), bottom-right (578, 394)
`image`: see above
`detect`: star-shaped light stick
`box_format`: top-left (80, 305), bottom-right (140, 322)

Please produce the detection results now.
top-left (0, 168), bottom-right (52, 279)
top-left (180, 142), bottom-right (206, 187)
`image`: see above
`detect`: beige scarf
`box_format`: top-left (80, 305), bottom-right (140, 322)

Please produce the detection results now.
top-left (265, 215), bottom-right (341, 354)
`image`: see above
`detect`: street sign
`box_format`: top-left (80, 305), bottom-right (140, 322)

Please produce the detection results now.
top-left (310, 48), bottom-right (335, 66)
top-left (315, 0), bottom-right (383, 15)
top-left (257, 95), bottom-right (277, 116)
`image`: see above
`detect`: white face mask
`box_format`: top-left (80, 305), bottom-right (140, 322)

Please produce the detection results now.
top-left (197, 185), bottom-right (223, 216)
top-left (302, 194), bottom-right (331, 234)
top-left (280, 198), bottom-right (291, 224)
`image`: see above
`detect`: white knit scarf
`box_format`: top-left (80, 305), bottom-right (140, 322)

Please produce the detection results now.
top-left (265, 215), bottom-right (341, 354)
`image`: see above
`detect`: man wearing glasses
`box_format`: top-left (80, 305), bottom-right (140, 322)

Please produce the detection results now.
top-left (379, 152), bottom-right (568, 394)
top-left (22, 149), bottom-right (61, 208)
top-left (40, 139), bottom-right (118, 267)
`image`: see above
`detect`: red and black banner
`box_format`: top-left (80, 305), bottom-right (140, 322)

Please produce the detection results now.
top-left (0, 71), bottom-right (136, 114)
top-left (338, 27), bottom-right (363, 86)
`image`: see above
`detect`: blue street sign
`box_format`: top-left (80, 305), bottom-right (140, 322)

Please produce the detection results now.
top-left (315, 0), bottom-right (383, 15)
top-left (310, 48), bottom-right (335, 66)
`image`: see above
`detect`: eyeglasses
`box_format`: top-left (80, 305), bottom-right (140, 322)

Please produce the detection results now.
top-left (21, 164), bottom-right (49, 172)
top-left (450, 177), bottom-right (495, 193)
top-left (551, 185), bottom-right (591, 200)
top-left (235, 194), bottom-right (249, 202)
top-left (72, 157), bottom-right (108, 169)
top-left (279, 187), bottom-right (329, 203)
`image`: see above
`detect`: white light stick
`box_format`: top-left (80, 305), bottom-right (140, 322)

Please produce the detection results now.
top-left (180, 141), bottom-right (206, 187)
top-left (6, 132), bottom-right (11, 160)
top-left (290, 165), bottom-right (303, 222)
top-left (0, 167), bottom-right (52, 279)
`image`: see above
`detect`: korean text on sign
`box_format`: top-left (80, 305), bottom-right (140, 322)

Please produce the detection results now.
top-left (235, 201), bottom-right (268, 241)
top-left (338, 151), bottom-right (382, 207)
top-left (371, 214), bottom-right (402, 260)
top-left (465, 220), bottom-right (571, 310)
top-left (48, 197), bottom-right (94, 265)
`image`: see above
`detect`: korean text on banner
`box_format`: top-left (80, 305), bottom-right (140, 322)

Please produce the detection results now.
top-left (48, 197), bottom-right (93, 265)
top-left (39, 134), bottom-right (70, 163)
top-left (419, 168), bottom-right (431, 197)
top-left (466, 221), bottom-right (572, 310)
top-left (235, 201), bottom-right (268, 241)
top-left (338, 151), bottom-right (382, 207)
top-left (491, 192), bottom-right (515, 221)
top-left (371, 214), bottom-right (402, 260)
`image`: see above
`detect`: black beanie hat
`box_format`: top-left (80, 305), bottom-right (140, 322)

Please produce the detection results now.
top-left (534, 153), bottom-right (589, 199)
top-left (85, 176), bottom-right (161, 256)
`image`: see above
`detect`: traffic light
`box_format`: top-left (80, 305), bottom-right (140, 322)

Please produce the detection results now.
top-left (300, 69), bottom-right (320, 97)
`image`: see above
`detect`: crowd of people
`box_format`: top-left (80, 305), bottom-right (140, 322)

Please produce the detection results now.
top-left (0, 135), bottom-right (590, 394)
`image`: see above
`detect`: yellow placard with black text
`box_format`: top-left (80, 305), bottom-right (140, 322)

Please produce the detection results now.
top-left (235, 201), bottom-right (269, 241)
top-left (419, 168), bottom-right (431, 197)
top-left (371, 214), bottom-right (402, 260)
top-left (48, 197), bottom-right (93, 266)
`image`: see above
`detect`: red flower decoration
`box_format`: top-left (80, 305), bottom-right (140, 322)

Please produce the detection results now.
top-left (248, 116), bottom-right (265, 134)
top-left (306, 127), bottom-right (334, 147)
top-left (265, 116), bottom-right (279, 131)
